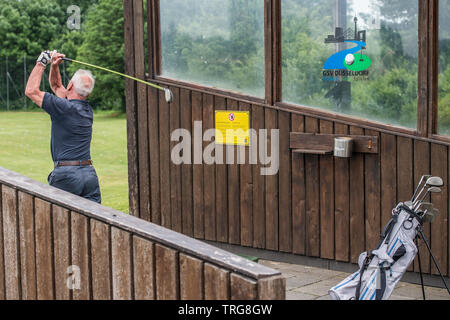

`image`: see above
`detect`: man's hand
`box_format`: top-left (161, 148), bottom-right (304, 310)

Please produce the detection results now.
top-left (49, 51), bottom-right (68, 98)
top-left (52, 52), bottom-right (66, 66)
top-left (37, 50), bottom-right (56, 67)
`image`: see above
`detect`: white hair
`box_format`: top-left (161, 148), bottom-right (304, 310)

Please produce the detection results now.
top-left (71, 69), bottom-right (95, 97)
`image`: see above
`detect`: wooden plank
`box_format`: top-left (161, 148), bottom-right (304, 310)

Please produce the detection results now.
top-left (349, 126), bottom-right (365, 263)
top-left (170, 87), bottom-right (183, 233)
top-left (124, 0), bottom-right (139, 217)
top-left (252, 106), bottom-right (265, 248)
top-left (278, 111), bottom-right (292, 252)
top-left (2, 185), bottom-right (20, 299)
top-left (290, 133), bottom-right (379, 154)
top-left (71, 212), bottom-right (91, 300)
top-left (0, 185), bottom-right (4, 300)
top-left (203, 94), bottom-right (216, 241)
top-left (396, 137), bottom-right (413, 272)
top-left (380, 134), bottom-right (397, 228)
top-left (397, 137), bottom-right (414, 205)
top-left (192, 91), bottom-right (205, 239)
top-left (180, 254), bottom-right (203, 300)
top-left (18, 192), bottom-right (36, 300)
top-left (240, 102), bottom-right (253, 247)
top-left (204, 263), bottom-right (229, 300)
top-left (135, 0), bottom-right (150, 221)
top-left (155, 244), bottom-right (179, 300)
top-left (159, 87), bottom-right (171, 229)
top-left (34, 198), bottom-right (54, 300)
top-left (265, 108), bottom-right (278, 251)
top-left (133, 236), bottom-right (155, 300)
top-left (52, 205), bottom-right (70, 300)
top-left (180, 88), bottom-right (194, 237)
top-left (111, 227), bottom-right (133, 300)
top-left (227, 99), bottom-right (241, 245)
top-left (364, 129), bottom-right (381, 251)
top-left (264, 0), bottom-right (273, 104)
top-left (291, 114), bottom-right (306, 255)
top-left (257, 275), bottom-right (286, 300)
top-left (90, 220), bottom-right (111, 300)
top-left (148, 87), bottom-right (161, 224)
top-left (413, 140), bottom-right (430, 273)
top-left (334, 124), bottom-right (350, 262)
top-left (215, 96), bottom-right (228, 243)
top-left (230, 274), bottom-right (257, 300)
top-left (305, 117), bottom-right (320, 257)
top-left (431, 144), bottom-right (448, 275)
top-left (319, 120), bottom-right (334, 260)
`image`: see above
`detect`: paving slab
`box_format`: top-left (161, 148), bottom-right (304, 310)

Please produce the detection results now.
top-left (259, 259), bottom-right (450, 300)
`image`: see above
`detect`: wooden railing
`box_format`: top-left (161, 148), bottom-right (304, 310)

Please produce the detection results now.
top-left (0, 167), bottom-right (285, 300)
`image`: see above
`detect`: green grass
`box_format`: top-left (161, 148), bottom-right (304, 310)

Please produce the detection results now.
top-left (0, 110), bottom-right (129, 213)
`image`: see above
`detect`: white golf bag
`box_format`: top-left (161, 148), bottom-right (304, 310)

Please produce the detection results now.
top-left (329, 204), bottom-right (420, 300)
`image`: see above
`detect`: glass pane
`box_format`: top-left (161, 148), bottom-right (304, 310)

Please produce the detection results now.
top-left (282, 0), bottom-right (418, 129)
top-left (439, 0), bottom-right (450, 135)
top-left (160, 0), bottom-right (265, 97)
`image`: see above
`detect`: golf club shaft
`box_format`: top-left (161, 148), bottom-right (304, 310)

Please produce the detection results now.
top-left (62, 58), bottom-right (166, 91)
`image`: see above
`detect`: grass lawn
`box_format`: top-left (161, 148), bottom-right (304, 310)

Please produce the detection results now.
top-left (0, 110), bottom-right (129, 213)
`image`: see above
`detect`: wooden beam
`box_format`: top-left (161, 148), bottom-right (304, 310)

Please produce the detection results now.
top-left (428, 0), bottom-right (438, 136)
top-left (124, 0), bottom-right (140, 217)
top-left (290, 132), bottom-right (379, 154)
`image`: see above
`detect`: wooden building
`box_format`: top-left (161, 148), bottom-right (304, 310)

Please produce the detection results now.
top-left (126, 0), bottom-right (448, 279)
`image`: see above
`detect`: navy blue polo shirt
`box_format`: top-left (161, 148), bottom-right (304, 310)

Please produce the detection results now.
top-left (42, 93), bottom-right (93, 162)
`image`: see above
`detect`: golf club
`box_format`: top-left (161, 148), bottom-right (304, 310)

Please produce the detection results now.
top-left (422, 208), bottom-right (439, 223)
top-left (413, 187), bottom-right (442, 209)
top-left (62, 57), bottom-right (174, 103)
top-left (412, 176), bottom-right (444, 205)
top-left (411, 175), bottom-right (432, 202)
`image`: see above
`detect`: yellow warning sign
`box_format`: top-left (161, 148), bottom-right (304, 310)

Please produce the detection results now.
top-left (215, 111), bottom-right (250, 146)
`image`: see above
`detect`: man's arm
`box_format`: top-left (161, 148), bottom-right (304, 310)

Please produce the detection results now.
top-left (25, 63), bottom-right (46, 108)
top-left (25, 51), bottom-right (54, 108)
top-left (49, 53), bottom-right (67, 98)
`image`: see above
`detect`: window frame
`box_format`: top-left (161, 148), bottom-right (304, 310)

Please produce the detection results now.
top-left (148, 0), bottom-right (442, 139)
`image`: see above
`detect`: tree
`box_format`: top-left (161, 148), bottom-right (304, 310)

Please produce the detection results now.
top-left (72, 0), bottom-right (124, 111)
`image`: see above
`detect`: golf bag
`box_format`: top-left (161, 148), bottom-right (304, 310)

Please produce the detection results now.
top-left (329, 203), bottom-right (420, 300)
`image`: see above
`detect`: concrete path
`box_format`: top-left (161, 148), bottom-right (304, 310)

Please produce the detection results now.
top-left (260, 260), bottom-right (450, 300)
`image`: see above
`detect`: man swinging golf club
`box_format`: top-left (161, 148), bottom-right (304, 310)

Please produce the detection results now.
top-left (25, 50), bottom-right (101, 204)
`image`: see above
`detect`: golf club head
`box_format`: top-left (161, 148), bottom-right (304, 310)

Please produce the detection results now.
top-left (422, 208), bottom-right (439, 223)
top-left (416, 202), bottom-right (433, 214)
top-left (425, 176), bottom-right (444, 187)
top-left (428, 187), bottom-right (442, 194)
top-left (164, 88), bottom-right (173, 103)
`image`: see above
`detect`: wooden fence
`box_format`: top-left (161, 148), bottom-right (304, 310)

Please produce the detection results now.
top-left (0, 167), bottom-right (285, 300)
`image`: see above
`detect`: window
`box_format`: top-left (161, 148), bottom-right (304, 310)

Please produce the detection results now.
top-left (439, 0), bottom-right (450, 135)
top-left (282, 0), bottom-right (418, 129)
top-left (160, 0), bottom-right (265, 97)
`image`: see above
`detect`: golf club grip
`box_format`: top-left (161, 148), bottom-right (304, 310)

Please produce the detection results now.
top-left (62, 57), bottom-right (73, 62)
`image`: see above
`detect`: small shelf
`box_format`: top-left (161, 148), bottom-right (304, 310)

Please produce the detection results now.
top-left (292, 148), bottom-right (333, 155)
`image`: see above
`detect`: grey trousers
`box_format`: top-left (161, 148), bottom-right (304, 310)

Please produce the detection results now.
top-left (48, 165), bottom-right (102, 204)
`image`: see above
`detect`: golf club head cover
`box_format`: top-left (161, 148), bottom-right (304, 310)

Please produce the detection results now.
top-left (37, 50), bottom-right (55, 67)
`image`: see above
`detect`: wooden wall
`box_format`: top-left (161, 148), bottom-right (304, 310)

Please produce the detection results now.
top-left (0, 167), bottom-right (285, 300)
top-left (125, 0), bottom-right (449, 278)
top-left (129, 84), bottom-right (450, 278)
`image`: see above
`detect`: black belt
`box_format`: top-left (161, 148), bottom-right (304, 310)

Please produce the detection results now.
top-left (55, 160), bottom-right (93, 167)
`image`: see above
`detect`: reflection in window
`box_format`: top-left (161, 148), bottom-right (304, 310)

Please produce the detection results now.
top-left (439, 0), bottom-right (450, 135)
top-left (282, 0), bottom-right (418, 129)
top-left (160, 0), bottom-right (265, 97)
